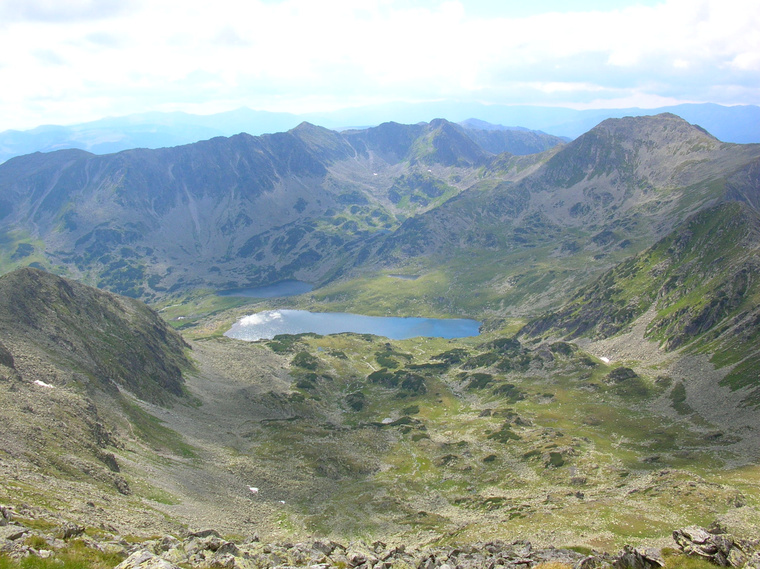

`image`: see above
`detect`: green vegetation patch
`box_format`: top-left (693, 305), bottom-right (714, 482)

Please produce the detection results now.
top-left (487, 421), bottom-right (521, 443)
top-left (118, 399), bottom-right (197, 459)
top-left (669, 381), bottom-right (693, 415)
top-left (0, 539), bottom-right (125, 569)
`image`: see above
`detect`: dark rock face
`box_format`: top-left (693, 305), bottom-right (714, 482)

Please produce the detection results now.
top-left (0, 341), bottom-right (14, 369)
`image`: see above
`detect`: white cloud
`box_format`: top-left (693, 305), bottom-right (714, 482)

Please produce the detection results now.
top-left (0, 0), bottom-right (758, 129)
top-left (0, 0), bottom-right (130, 23)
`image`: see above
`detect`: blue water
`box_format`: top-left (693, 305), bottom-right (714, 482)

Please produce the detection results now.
top-left (225, 309), bottom-right (481, 341)
top-left (217, 280), bottom-right (314, 298)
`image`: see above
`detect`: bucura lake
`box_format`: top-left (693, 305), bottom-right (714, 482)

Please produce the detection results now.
top-left (225, 309), bottom-right (481, 341)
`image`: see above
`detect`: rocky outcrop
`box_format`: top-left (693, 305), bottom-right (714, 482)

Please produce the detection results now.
top-left (576, 546), bottom-right (664, 569)
top-left (0, 505), bottom-right (12, 527)
top-left (673, 526), bottom-right (760, 568)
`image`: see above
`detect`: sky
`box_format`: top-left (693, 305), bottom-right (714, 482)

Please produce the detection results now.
top-left (0, 0), bottom-right (758, 131)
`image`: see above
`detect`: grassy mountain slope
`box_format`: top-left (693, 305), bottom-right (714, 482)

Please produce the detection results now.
top-left (0, 268), bottom-right (196, 531)
top-left (346, 114), bottom-right (760, 317)
top-left (522, 201), bottom-right (760, 406)
top-left (0, 267), bottom-right (190, 403)
top-left (55, 317), bottom-right (756, 546)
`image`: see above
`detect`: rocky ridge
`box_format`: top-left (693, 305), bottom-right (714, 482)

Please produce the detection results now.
top-left (0, 118), bottom-right (547, 299)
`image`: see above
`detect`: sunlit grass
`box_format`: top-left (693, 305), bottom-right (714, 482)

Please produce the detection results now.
top-left (0, 540), bottom-right (125, 569)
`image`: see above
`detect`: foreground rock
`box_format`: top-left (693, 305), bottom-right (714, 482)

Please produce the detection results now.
top-left (673, 526), bottom-right (760, 568)
top-left (2, 519), bottom-right (759, 569)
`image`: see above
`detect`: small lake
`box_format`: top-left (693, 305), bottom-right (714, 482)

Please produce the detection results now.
top-left (217, 280), bottom-right (314, 298)
top-left (225, 309), bottom-right (482, 341)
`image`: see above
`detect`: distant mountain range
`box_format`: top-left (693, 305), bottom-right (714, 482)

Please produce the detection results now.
top-left (1, 113), bottom-right (758, 316)
top-left (0, 118), bottom-right (569, 299)
top-left (1, 102), bottom-right (757, 164)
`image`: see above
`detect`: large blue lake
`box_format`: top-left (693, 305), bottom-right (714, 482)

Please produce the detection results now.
top-left (225, 309), bottom-right (482, 341)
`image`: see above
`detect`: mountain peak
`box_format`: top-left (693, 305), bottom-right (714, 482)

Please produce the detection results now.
top-left (290, 120), bottom-right (324, 133)
top-left (287, 121), bottom-right (354, 164)
top-left (592, 112), bottom-right (718, 143)
top-left (537, 112), bottom-right (725, 189)
top-left (409, 118), bottom-right (488, 167)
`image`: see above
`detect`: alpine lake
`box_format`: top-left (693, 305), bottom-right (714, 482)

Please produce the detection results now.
top-left (219, 279), bottom-right (482, 341)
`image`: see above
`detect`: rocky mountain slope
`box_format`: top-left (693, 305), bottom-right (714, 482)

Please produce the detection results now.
top-left (0, 119), bottom-right (558, 300)
top-left (2, 182), bottom-right (760, 550)
top-left (0, 268), bottom-right (192, 515)
top-left (459, 118), bottom-right (570, 155)
top-left (382, 114), bottom-right (760, 256)
top-left (361, 114), bottom-right (760, 315)
top-left (0, 268), bottom-right (189, 403)
top-left (522, 201), bottom-right (760, 405)
top-left (3, 272), bottom-right (760, 546)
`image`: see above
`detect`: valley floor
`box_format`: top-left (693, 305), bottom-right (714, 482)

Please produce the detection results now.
top-left (115, 325), bottom-right (760, 548)
top-left (3, 301), bottom-right (760, 550)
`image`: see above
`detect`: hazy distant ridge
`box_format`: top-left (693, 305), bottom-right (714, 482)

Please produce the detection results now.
top-left (1, 102), bottom-right (757, 164)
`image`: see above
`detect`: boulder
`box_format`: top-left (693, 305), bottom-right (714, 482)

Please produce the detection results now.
top-left (115, 549), bottom-right (182, 569)
top-left (673, 526), bottom-right (759, 568)
top-left (577, 553), bottom-right (615, 569)
top-left (612, 546), bottom-right (664, 569)
top-left (57, 522), bottom-right (85, 540)
top-left (674, 526), bottom-right (735, 566)
top-left (0, 505), bottom-right (12, 526)
top-left (0, 525), bottom-right (28, 542)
